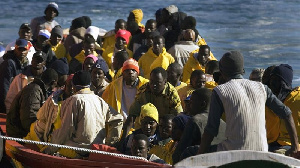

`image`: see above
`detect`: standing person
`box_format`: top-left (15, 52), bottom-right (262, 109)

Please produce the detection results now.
top-left (268, 64), bottom-right (300, 153)
top-left (182, 45), bottom-right (216, 84)
top-left (44, 70), bottom-right (123, 158)
top-left (123, 67), bottom-right (182, 136)
top-left (5, 51), bottom-right (47, 113)
top-left (102, 58), bottom-right (148, 120)
top-left (102, 19), bottom-right (127, 50)
top-left (198, 51), bottom-right (300, 157)
top-left (6, 68), bottom-right (58, 138)
top-left (30, 2), bottom-right (60, 41)
top-left (0, 39), bottom-right (30, 113)
top-left (5, 23), bottom-right (36, 64)
top-left (167, 29), bottom-right (198, 67)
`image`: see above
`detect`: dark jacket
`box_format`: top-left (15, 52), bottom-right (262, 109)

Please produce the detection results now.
top-left (6, 78), bottom-right (48, 138)
top-left (0, 50), bottom-right (28, 113)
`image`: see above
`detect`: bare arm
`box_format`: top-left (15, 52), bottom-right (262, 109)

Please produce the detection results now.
top-left (198, 130), bottom-right (215, 154)
top-left (284, 114), bottom-right (300, 157)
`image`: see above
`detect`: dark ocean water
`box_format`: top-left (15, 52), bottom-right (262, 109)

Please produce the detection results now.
top-left (0, 0), bottom-right (299, 86)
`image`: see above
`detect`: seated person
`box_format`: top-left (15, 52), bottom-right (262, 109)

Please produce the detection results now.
top-left (121, 103), bottom-right (160, 155)
top-left (131, 134), bottom-right (165, 164)
top-left (167, 63), bottom-right (187, 90)
top-left (173, 88), bottom-right (226, 164)
top-left (150, 114), bottom-right (190, 165)
top-left (82, 54), bottom-right (98, 73)
top-left (177, 70), bottom-right (206, 108)
top-left (90, 59), bottom-right (110, 97)
top-left (69, 37), bottom-right (98, 74)
top-left (204, 60), bottom-right (219, 90)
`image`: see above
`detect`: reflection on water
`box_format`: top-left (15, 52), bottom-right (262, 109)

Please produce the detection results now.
top-left (0, 0), bottom-right (299, 85)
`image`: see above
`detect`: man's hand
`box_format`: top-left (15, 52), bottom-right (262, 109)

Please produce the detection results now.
top-left (285, 145), bottom-right (300, 159)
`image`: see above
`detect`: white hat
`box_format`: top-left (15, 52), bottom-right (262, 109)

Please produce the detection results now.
top-left (38, 29), bottom-right (51, 39)
top-left (165, 5), bottom-right (178, 14)
top-left (85, 26), bottom-right (100, 41)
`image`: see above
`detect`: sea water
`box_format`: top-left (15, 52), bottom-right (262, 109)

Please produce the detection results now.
top-left (0, 0), bottom-right (299, 86)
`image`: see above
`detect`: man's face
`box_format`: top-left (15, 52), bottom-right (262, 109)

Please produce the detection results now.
top-left (115, 37), bottom-right (127, 50)
top-left (146, 38), bottom-right (154, 48)
top-left (50, 33), bottom-right (62, 46)
top-left (45, 7), bottom-right (57, 19)
top-left (91, 68), bottom-right (105, 87)
top-left (159, 119), bottom-right (172, 140)
top-left (191, 74), bottom-right (206, 89)
top-left (197, 48), bottom-right (210, 66)
top-left (31, 57), bottom-right (45, 76)
top-left (141, 116), bottom-right (158, 137)
top-left (167, 67), bottom-right (179, 87)
top-left (115, 22), bottom-right (126, 32)
top-left (19, 29), bottom-right (31, 41)
top-left (150, 72), bottom-right (166, 95)
top-left (15, 47), bottom-right (29, 61)
top-left (269, 75), bottom-right (282, 96)
top-left (37, 35), bottom-right (49, 47)
top-left (131, 139), bottom-right (148, 159)
top-left (152, 37), bottom-right (164, 56)
top-left (83, 58), bottom-right (95, 72)
top-left (145, 22), bottom-right (157, 36)
top-left (84, 43), bottom-right (95, 56)
top-left (122, 69), bottom-right (138, 85)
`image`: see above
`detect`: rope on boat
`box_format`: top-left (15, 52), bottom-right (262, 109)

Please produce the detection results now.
top-left (0, 135), bottom-right (147, 161)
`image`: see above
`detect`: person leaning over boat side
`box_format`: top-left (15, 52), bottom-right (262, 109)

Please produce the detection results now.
top-left (182, 45), bottom-right (216, 84)
top-left (0, 39), bottom-right (30, 113)
top-left (122, 67), bottom-right (182, 137)
top-left (198, 51), bottom-right (300, 158)
top-left (102, 58), bottom-right (148, 121)
top-left (44, 70), bottom-right (123, 158)
top-left (5, 23), bottom-right (36, 65)
top-left (30, 2), bottom-right (60, 42)
top-left (24, 74), bottom-right (74, 149)
top-left (5, 51), bottom-right (46, 113)
top-left (6, 68), bottom-right (58, 138)
top-left (268, 64), bottom-right (300, 154)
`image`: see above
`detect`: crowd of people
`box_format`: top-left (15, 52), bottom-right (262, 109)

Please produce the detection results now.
top-left (0, 2), bottom-right (300, 165)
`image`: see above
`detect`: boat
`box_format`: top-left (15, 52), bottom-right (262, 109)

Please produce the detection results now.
top-left (0, 113), bottom-right (171, 168)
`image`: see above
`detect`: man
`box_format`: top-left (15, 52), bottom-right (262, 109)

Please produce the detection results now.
top-left (30, 2), bottom-right (60, 41)
top-left (269, 64), bottom-right (300, 152)
top-left (166, 62), bottom-right (187, 90)
top-left (182, 45), bottom-right (216, 84)
top-left (128, 19), bottom-right (157, 53)
top-left (50, 58), bottom-right (69, 88)
top-left (5, 51), bottom-right (46, 113)
top-left (172, 88), bottom-right (226, 164)
top-left (123, 67), bottom-right (182, 136)
top-left (138, 36), bottom-right (174, 79)
top-left (34, 29), bottom-right (57, 68)
top-left (102, 19), bottom-right (127, 50)
top-left (49, 25), bottom-right (66, 59)
top-left (6, 68), bottom-right (58, 138)
top-left (112, 50), bottom-right (129, 80)
top-left (102, 29), bottom-right (132, 71)
top-left (5, 23), bottom-right (36, 64)
top-left (168, 29), bottom-right (199, 67)
top-left (0, 39), bottom-right (30, 113)
top-left (249, 68), bottom-right (265, 82)
top-left (102, 58), bottom-right (148, 120)
top-left (133, 31), bottom-right (160, 61)
top-left (45, 70), bottom-right (123, 158)
top-left (198, 51), bottom-right (299, 157)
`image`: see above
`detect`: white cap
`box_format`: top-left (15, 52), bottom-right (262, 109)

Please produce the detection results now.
top-left (85, 26), bottom-right (100, 41)
top-left (38, 29), bottom-right (51, 39)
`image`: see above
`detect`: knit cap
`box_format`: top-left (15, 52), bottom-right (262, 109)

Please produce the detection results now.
top-left (44, 2), bottom-right (59, 16)
top-left (51, 26), bottom-right (63, 37)
top-left (92, 59), bottom-right (110, 77)
top-left (271, 64), bottom-right (293, 87)
top-left (115, 30), bottom-right (131, 44)
top-left (50, 58), bottom-right (69, 75)
top-left (219, 51), bottom-right (244, 77)
top-left (85, 54), bottom-right (98, 63)
top-left (39, 29), bottom-right (51, 39)
top-left (139, 103), bottom-right (159, 124)
top-left (122, 58), bottom-right (139, 74)
top-left (72, 70), bottom-right (91, 86)
top-left (85, 26), bottom-right (100, 41)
